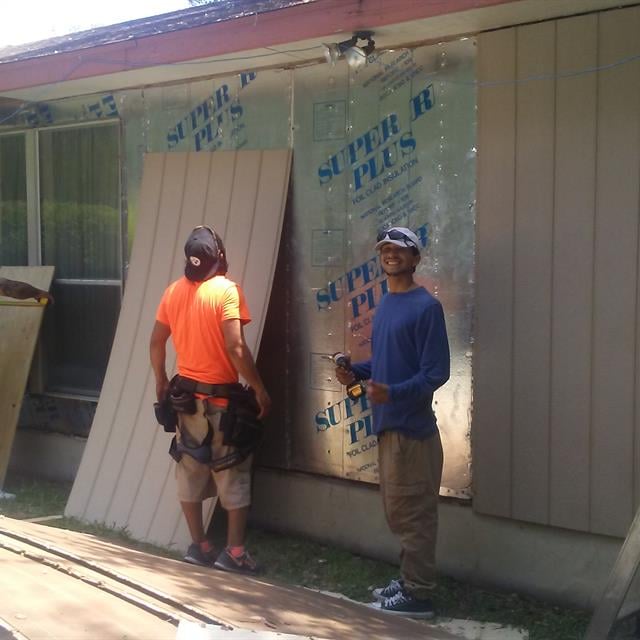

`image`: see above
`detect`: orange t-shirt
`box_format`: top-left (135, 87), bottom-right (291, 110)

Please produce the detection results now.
top-left (156, 275), bottom-right (251, 384)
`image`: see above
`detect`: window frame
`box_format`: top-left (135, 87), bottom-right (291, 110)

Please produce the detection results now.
top-left (0, 119), bottom-right (124, 401)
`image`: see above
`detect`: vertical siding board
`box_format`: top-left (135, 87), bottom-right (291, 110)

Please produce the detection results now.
top-left (82, 152), bottom-right (190, 525)
top-left (204, 150), bottom-right (237, 233)
top-left (549, 15), bottom-right (597, 531)
top-left (242, 149), bottom-right (292, 353)
top-left (591, 7), bottom-right (640, 536)
top-left (65, 154), bottom-right (167, 519)
top-left (141, 152), bottom-right (239, 545)
top-left (473, 29), bottom-right (516, 517)
top-left (511, 22), bottom-right (556, 524)
top-left (107, 152), bottom-right (213, 530)
top-left (224, 150), bottom-right (263, 285)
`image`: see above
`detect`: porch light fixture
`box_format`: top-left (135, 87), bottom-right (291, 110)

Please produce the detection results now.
top-left (322, 31), bottom-right (376, 69)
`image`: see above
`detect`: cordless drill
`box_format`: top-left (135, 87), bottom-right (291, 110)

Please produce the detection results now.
top-left (332, 352), bottom-right (366, 401)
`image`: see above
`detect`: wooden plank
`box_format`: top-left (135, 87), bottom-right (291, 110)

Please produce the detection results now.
top-left (584, 503), bottom-right (640, 639)
top-left (549, 14), bottom-right (597, 532)
top-left (473, 29), bottom-right (516, 517)
top-left (67, 150), bottom-right (292, 552)
top-left (1, 517), bottom-right (457, 640)
top-left (65, 153), bottom-right (166, 518)
top-left (0, 266), bottom-right (54, 487)
top-left (591, 7), bottom-right (640, 536)
top-left (511, 21), bottom-right (555, 524)
top-left (0, 548), bottom-right (178, 640)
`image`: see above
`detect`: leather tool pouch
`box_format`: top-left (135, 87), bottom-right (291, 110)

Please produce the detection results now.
top-left (154, 395), bottom-right (178, 433)
top-left (168, 375), bottom-right (197, 415)
top-left (219, 387), bottom-right (263, 451)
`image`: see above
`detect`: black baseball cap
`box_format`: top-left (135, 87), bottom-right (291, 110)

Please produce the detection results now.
top-left (184, 226), bottom-right (220, 282)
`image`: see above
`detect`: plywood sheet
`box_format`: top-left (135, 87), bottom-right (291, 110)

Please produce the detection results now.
top-left (0, 517), bottom-right (456, 640)
top-left (0, 266), bottom-right (54, 487)
top-left (66, 150), bottom-right (292, 549)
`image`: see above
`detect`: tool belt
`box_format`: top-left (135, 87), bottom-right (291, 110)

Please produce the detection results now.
top-left (164, 375), bottom-right (263, 471)
top-left (173, 375), bottom-right (245, 399)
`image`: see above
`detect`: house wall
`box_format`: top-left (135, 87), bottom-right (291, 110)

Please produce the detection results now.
top-left (474, 5), bottom-right (640, 538)
top-left (250, 468), bottom-right (621, 609)
top-left (6, 38), bottom-right (475, 499)
top-left (9, 1), bottom-right (640, 609)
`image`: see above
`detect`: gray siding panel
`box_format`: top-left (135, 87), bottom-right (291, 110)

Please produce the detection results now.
top-left (475, 5), bottom-right (640, 535)
top-left (550, 13), bottom-right (597, 532)
top-left (474, 28), bottom-right (516, 518)
top-left (511, 22), bottom-right (555, 525)
top-left (590, 7), bottom-right (640, 536)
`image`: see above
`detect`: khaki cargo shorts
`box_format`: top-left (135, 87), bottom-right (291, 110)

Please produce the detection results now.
top-left (175, 398), bottom-right (252, 510)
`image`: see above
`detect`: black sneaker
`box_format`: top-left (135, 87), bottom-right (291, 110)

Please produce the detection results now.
top-left (184, 543), bottom-right (216, 568)
top-left (379, 589), bottom-right (435, 619)
top-left (372, 578), bottom-right (403, 602)
top-left (214, 548), bottom-right (260, 575)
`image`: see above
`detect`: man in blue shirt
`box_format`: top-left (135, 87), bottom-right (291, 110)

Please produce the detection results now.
top-left (336, 226), bottom-right (450, 619)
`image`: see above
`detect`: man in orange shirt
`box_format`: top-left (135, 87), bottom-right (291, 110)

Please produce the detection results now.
top-left (150, 225), bottom-right (271, 574)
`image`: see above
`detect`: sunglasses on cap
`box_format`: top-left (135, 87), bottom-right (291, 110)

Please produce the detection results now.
top-left (193, 224), bottom-right (216, 237)
top-left (376, 229), bottom-right (418, 248)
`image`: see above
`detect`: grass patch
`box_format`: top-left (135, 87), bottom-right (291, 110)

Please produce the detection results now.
top-left (1, 472), bottom-right (590, 640)
top-left (245, 528), bottom-right (397, 602)
top-left (242, 527), bottom-right (588, 640)
top-left (0, 473), bottom-right (70, 520)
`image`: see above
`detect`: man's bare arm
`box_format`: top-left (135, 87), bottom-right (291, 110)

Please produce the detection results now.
top-left (150, 320), bottom-right (171, 402)
top-left (0, 277), bottom-right (54, 304)
top-left (222, 318), bottom-right (271, 419)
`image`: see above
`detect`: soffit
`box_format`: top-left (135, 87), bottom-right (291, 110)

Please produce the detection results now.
top-left (0, 0), bottom-right (637, 102)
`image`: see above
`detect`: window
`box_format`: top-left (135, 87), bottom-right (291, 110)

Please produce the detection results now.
top-left (0, 134), bottom-right (28, 264)
top-left (0, 123), bottom-right (122, 397)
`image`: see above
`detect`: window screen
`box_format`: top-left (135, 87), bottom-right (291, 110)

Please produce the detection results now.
top-left (0, 134), bottom-right (27, 265)
top-left (39, 125), bottom-right (121, 395)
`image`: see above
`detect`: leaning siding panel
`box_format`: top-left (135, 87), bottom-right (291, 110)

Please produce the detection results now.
top-left (65, 153), bottom-right (166, 519)
top-left (106, 151), bottom-right (212, 532)
top-left (82, 152), bottom-right (189, 526)
top-left (66, 150), bottom-right (292, 551)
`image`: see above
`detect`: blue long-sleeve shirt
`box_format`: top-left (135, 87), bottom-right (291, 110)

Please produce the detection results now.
top-left (351, 286), bottom-right (450, 438)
